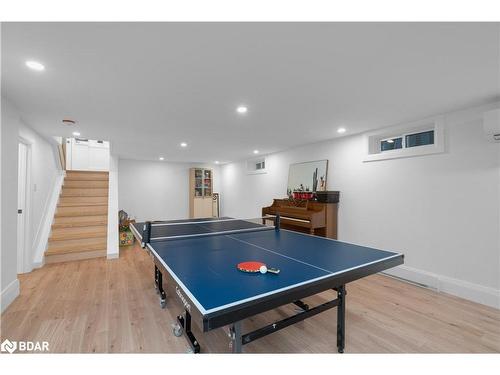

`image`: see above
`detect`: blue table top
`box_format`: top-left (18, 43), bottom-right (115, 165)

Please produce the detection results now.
top-left (147, 228), bottom-right (401, 314)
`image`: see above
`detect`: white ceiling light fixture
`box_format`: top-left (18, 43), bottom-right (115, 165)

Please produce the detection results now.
top-left (337, 127), bottom-right (346, 134)
top-left (72, 131), bottom-right (81, 136)
top-left (215, 161), bottom-right (220, 164)
top-left (180, 142), bottom-right (188, 147)
top-left (236, 105), bottom-right (248, 115)
top-left (25, 60), bottom-right (45, 71)
top-left (159, 156), bottom-right (165, 161)
top-left (253, 150), bottom-right (259, 154)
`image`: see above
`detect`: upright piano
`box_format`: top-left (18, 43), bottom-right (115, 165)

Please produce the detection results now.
top-left (262, 199), bottom-right (338, 239)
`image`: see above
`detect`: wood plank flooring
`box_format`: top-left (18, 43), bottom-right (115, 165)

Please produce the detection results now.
top-left (1, 243), bottom-right (499, 353)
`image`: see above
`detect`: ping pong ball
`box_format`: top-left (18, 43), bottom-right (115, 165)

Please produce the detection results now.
top-left (259, 265), bottom-right (267, 274)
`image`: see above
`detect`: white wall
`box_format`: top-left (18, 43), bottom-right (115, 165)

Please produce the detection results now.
top-left (118, 159), bottom-right (221, 222)
top-left (1, 98), bottom-right (62, 311)
top-left (18, 123), bottom-right (61, 271)
top-left (221, 102), bottom-right (500, 308)
top-left (1, 97), bottom-right (20, 312)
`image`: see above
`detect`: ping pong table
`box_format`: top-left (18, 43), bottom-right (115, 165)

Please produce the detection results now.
top-left (130, 216), bottom-right (403, 353)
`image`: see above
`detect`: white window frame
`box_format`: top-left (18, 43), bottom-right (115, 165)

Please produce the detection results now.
top-left (363, 116), bottom-right (445, 162)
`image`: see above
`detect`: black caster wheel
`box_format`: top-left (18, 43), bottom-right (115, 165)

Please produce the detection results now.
top-left (160, 299), bottom-right (166, 309)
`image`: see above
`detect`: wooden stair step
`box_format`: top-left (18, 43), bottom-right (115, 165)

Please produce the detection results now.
top-left (65, 171), bottom-right (109, 181)
top-left (52, 215), bottom-right (108, 228)
top-left (50, 225), bottom-right (107, 242)
top-left (45, 237), bottom-right (107, 255)
top-left (56, 205), bottom-right (108, 217)
top-left (61, 188), bottom-right (108, 197)
top-left (64, 179), bottom-right (109, 188)
top-left (58, 196), bottom-right (108, 207)
top-left (45, 249), bottom-right (107, 264)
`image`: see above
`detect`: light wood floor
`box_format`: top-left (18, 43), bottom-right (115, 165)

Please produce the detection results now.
top-left (1, 243), bottom-right (499, 353)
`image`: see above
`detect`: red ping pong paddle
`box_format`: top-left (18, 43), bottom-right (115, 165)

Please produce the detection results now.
top-left (237, 261), bottom-right (280, 275)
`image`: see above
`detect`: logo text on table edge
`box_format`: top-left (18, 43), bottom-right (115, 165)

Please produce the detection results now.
top-left (175, 286), bottom-right (191, 312)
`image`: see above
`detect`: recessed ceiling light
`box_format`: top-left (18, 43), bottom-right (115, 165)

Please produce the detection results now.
top-left (25, 60), bottom-right (45, 71)
top-left (236, 105), bottom-right (248, 114)
top-left (62, 119), bottom-right (76, 126)
top-left (180, 142), bottom-right (188, 148)
top-left (159, 156), bottom-right (164, 161)
top-left (387, 139), bottom-right (394, 143)
top-left (253, 150), bottom-right (259, 154)
top-left (72, 131), bottom-right (81, 136)
top-left (215, 161), bottom-right (220, 164)
top-left (337, 127), bottom-right (346, 134)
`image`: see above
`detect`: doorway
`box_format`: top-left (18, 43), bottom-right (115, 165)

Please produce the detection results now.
top-left (17, 140), bottom-right (31, 274)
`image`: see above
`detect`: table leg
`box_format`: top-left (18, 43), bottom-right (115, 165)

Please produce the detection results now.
top-left (336, 285), bottom-right (346, 353)
top-left (154, 265), bottom-right (159, 294)
top-left (176, 311), bottom-right (200, 353)
top-left (230, 321), bottom-right (243, 353)
top-left (156, 267), bottom-right (166, 308)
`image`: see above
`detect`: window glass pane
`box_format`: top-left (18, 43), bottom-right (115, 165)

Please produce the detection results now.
top-left (381, 137), bottom-right (402, 152)
top-left (255, 161), bottom-right (265, 170)
top-left (406, 130), bottom-right (434, 148)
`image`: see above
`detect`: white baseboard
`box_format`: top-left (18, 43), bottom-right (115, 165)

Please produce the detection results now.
top-left (32, 257), bottom-right (45, 269)
top-left (384, 265), bottom-right (500, 309)
top-left (1, 278), bottom-right (20, 313)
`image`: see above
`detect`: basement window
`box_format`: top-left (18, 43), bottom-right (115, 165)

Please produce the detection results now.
top-left (405, 130), bottom-right (434, 148)
top-left (380, 137), bottom-right (403, 152)
top-left (380, 130), bottom-right (434, 153)
top-left (255, 160), bottom-right (265, 170)
top-left (364, 116), bottom-right (445, 162)
top-left (247, 157), bottom-right (267, 174)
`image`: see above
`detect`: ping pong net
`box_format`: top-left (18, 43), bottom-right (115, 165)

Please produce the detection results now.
top-left (140, 215), bottom-right (281, 248)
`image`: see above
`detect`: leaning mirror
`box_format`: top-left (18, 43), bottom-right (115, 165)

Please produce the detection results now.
top-left (287, 160), bottom-right (328, 198)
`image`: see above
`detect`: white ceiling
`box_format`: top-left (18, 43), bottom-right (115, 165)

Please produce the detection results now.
top-left (2, 23), bottom-right (499, 163)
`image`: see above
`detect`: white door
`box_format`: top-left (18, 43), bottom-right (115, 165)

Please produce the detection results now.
top-left (17, 142), bottom-right (28, 274)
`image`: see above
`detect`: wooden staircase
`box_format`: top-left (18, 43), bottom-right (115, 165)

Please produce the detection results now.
top-left (45, 171), bottom-right (109, 264)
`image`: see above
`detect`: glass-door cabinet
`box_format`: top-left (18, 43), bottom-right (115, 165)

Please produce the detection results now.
top-left (203, 169), bottom-right (212, 197)
top-left (189, 168), bottom-right (214, 218)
